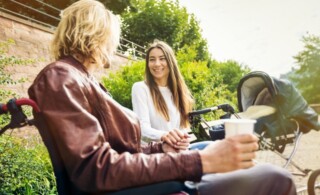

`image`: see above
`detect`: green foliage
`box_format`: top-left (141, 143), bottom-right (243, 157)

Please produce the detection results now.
top-left (0, 90), bottom-right (16, 127)
top-left (0, 39), bottom-right (38, 125)
top-left (0, 39), bottom-right (56, 194)
top-left (179, 60), bottom-right (235, 139)
top-left (102, 61), bottom-right (145, 109)
top-left (0, 136), bottom-right (57, 195)
top-left (209, 60), bottom-right (251, 93)
top-left (0, 39), bottom-right (36, 85)
top-left (121, 0), bottom-right (210, 61)
top-left (102, 0), bottom-right (134, 14)
top-left (0, 39), bottom-right (36, 125)
top-left (289, 34), bottom-right (320, 104)
top-left (179, 61), bottom-right (219, 108)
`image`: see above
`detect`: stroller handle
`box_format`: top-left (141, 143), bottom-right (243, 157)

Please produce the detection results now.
top-left (189, 103), bottom-right (235, 116)
top-left (0, 98), bottom-right (40, 114)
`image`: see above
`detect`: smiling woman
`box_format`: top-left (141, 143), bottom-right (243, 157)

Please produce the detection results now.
top-left (132, 40), bottom-right (194, 147)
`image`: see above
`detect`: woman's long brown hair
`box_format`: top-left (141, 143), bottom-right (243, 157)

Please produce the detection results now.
top-left (145, 40), bottom-right (194, 128)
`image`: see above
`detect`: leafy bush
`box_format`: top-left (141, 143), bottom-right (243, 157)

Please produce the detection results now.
top-left (0, 39), bottom-right (36, 85)
top-left (179, 60), bottom-right (230, 109)
top-left (179, 60), bottom-right (238, 139)
top-left (102, 61), bottom-right (145, 109)
top-left (0, 136), bottom-right (57, 195)
top-left (0, 39), bottom-right (57, 194)
top-left (0, 39), bottom-right (38, 125)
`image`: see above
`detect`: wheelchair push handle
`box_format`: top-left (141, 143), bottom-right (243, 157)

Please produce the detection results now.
top-left (189, 103), bottom-right (235, 116)
top-left (0, 98), bottom-right (40, 136)
top-left (0, 98), bottom-right (40, 114)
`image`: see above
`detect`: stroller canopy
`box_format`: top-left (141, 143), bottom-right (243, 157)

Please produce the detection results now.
top-left (237, 71), bottom-right (320, 134)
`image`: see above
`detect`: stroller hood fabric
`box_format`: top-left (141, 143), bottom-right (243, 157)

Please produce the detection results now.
top-left (273, 77), bottom-right (320, 133)
top-left (238, 71), bottom-right (320, 134)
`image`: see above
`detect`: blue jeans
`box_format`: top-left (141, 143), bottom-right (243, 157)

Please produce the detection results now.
top-left (189, 141), bottom-right (212, 150)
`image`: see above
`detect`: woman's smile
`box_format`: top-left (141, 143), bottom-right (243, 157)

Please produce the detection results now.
top-left (148, 48), bottom-right (169, 86)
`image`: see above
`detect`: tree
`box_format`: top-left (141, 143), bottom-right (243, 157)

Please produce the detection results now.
top-left (209, 60), bottom-right (251, 93)
top-left (121, 0), bottom-right (210, 61)
top-left (290, 34), bottom-right (320, 104)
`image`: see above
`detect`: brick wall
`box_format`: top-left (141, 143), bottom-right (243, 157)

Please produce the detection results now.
top-left (0, 11), bottom-right (129, 97)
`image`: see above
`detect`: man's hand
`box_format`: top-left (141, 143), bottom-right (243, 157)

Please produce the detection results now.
top-left (199, 134), bottom-right (259, 174)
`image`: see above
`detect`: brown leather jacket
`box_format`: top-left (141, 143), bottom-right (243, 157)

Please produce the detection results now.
top-left (28, 56), bottom-right (202, 193)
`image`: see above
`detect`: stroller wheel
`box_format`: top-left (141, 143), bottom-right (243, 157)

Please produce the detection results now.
top-left (308, 169), bottom-right (320, 195)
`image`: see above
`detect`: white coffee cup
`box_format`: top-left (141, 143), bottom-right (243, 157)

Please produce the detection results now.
top-left (224, 119), bottom-right (256, 138)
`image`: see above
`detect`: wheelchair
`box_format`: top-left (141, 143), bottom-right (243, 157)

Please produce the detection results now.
top-left (0, 98), bottom-right (197, 195)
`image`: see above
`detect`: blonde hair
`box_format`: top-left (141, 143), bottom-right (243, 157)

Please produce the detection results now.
top-left (51, 0), bottom-right (120, 68)
top-left (145, 40), bottom-right (194, 128)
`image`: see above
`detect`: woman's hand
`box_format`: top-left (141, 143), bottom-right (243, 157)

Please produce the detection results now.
top-left (162, 142), bottom-right (179, 153)
top-left (161, 129), bottom-right (190, 151)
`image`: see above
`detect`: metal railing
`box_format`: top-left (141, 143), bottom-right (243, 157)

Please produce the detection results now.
top-left (0, 0), bottom-right (145, 60)
top-left (118, 38), bottom-right (146, 60)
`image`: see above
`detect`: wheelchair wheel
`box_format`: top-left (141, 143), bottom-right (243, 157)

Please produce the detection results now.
top-left (308, 169), bottom-right (320, 195)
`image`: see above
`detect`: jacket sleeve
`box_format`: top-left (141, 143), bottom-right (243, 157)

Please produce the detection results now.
top-left (28, 65), bottom-right (202, 192)
top-left (131, 82), bottom-right (167, 142)
top-left (140, 141), bottom-right (164, 154)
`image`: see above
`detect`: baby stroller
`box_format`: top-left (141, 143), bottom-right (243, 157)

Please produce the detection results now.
top-left (237, 71), bottom-right (319, 157)
top-left (236, 71), bottom-right (320, 194)
top-left (189, 71), bottom-right (320, 194)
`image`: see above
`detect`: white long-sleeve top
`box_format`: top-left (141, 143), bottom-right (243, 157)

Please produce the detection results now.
top-left (131, 81), bottom-right (181, 143)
